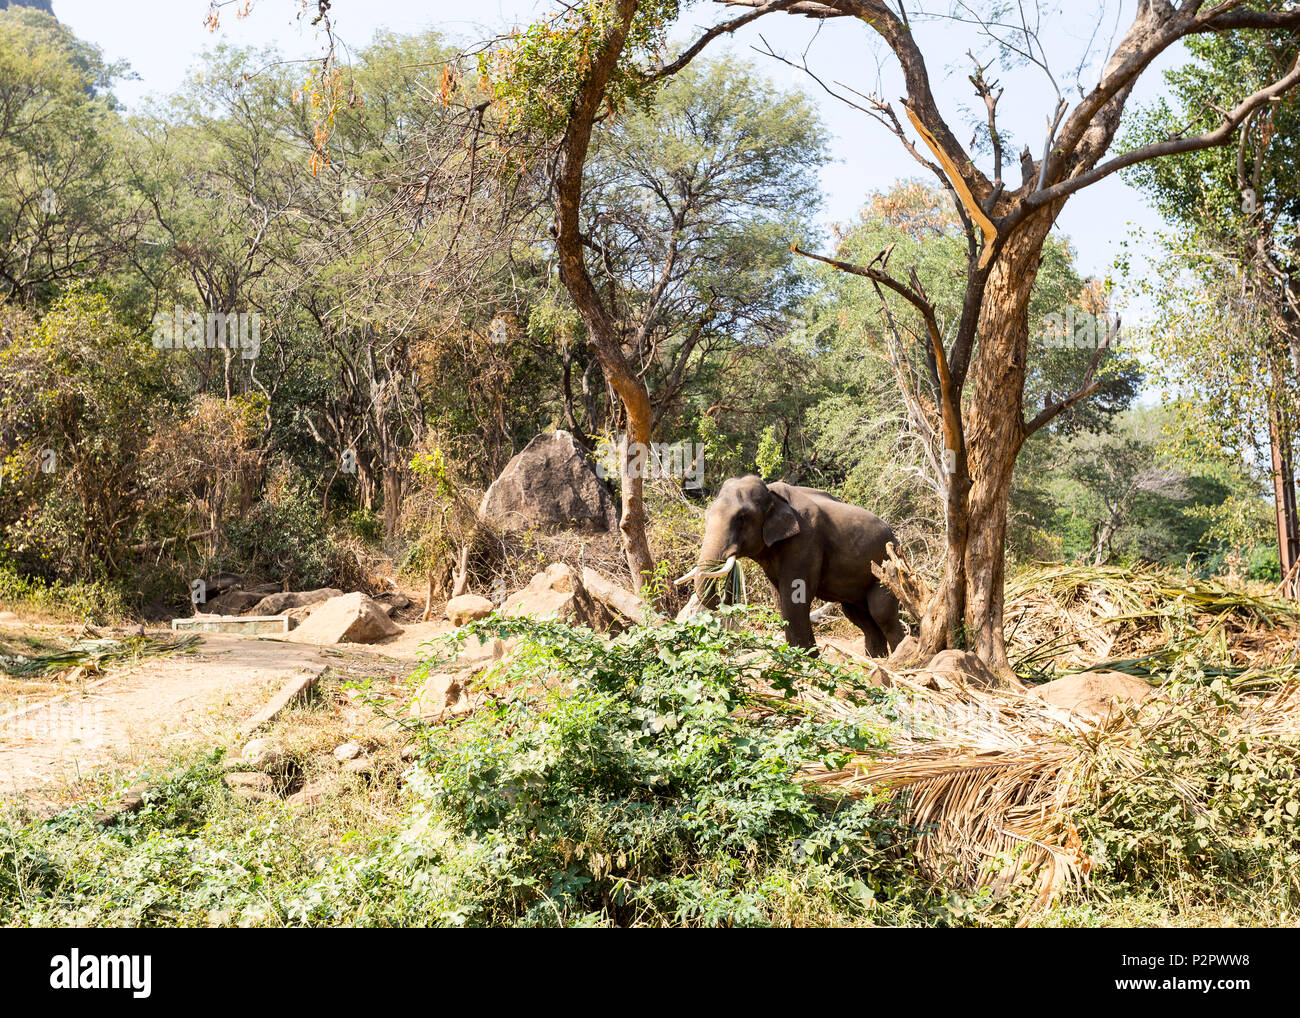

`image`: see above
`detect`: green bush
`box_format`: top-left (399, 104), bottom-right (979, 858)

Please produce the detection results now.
top-left (1076, 663), bottom-right (1300, 913)
top-left (0, 565), bottom-right (129, 623)
top-left (382, 611), bottom-right (941, 926)
top-left (224, 472), bottom-right (339, 588)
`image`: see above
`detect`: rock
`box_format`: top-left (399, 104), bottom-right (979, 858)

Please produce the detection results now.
top-left (886, 635), bottom-right (921, 668)
top-left (913, 649), bottom-right (999, 691)
top-left (204, 589), bottom-right (268, 616)
top-left (0, 610), bottom-right (19, 623)
top-left (287, 592), bottom-right (402, 645)
top-left (206, 572), bottom-right (244, 597)
top-left (223, 772), bottom-right (274, 792)
top-left (251, 588), bottom-right (343, 616)
top-left (333, 741), bottom-right (363, 762)
top-left (241, 738), bottom-right (290, 774)
top-left (1031, 670), bottom-right (1153, 723)
top-left (341, 758), bottom-right (373, 776)
top-left (445, 594), bottom-right (494, 626)
top-left (503, 563), bottom-right (605, 626)
top-left (286, 777), bottom-right (332, 807)
top-left (581, 568), bottom-right (661, 624)
top-left (479, 430), bottom-right (617, 534)
top-left (408, 669), bottom-right (478, 721)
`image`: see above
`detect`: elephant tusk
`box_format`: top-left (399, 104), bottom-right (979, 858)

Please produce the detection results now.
top-left (673, 569), bottom-right (699, 586)
top-left (696, 555), bottom-right (737, 580)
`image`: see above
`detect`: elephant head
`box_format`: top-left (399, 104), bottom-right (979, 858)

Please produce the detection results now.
top-left (679, 476), bottom-right (801, 608)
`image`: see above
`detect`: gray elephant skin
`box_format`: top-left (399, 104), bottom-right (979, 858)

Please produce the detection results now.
top-left (686, 475), bottom-right (905, 656)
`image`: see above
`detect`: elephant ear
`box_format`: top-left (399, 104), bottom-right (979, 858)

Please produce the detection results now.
top-left (762, 490), bottom-right (801, 546)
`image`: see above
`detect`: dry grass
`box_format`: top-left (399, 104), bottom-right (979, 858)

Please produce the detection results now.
top-left (1004, 563), bottom-right (1300, 674)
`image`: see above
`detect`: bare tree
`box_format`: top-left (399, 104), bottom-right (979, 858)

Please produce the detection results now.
top-left (727, 0), bottom-right (1300, 675)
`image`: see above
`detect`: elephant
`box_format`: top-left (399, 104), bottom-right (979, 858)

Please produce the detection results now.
top-left (677, 475), bottom-right (905, 657)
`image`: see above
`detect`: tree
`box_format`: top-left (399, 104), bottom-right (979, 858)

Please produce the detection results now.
top-left (0, 6), bottom-right (141, 305)
top-left (1124, 28), bottom-right (1300, 596)
top-left (725, 0), bottom-right (1300, 676)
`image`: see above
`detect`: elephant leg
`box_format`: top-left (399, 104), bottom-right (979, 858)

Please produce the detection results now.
top-left (867, 583), bottom-right (905, 651)
top-left (776, 578), bottom-right (816, 652)
top-left (843, 601), bottom-right (888, 658)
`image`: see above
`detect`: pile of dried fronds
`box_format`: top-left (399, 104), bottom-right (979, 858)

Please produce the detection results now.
top-left (1005, 563), bottom-right (1300, 674)
top-left (0, 632), bottom-right (199, 680)
top-left (773, 625), bottom-right (1300, 921)
top-left (787, 664), bottom-right (1093, 921)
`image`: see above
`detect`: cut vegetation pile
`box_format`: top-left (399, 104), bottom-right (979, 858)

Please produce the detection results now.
top-left (0, 632), bottom-right (199, 681)
top-left (1004, 563), bottom-right (1300, 675)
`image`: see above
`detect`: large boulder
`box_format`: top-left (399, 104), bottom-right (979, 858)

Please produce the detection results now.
top-left (502, 563), bottom-right (608, 627)
top-left (445, 594), bottom-right (494, 626)
top-left (479, 430), bottom-right (617, 534)
top-left (251, 588), bottom-right (342, 616)
top-left (1031, 669), bottom-right (1153, 723)
top-left (287, 592), bottom-right (401, 645)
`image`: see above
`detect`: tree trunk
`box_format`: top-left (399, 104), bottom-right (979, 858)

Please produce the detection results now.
top-left (1268, 393), bottom-right (1300, 598)
top-left (547, 0), bottom-right (655, 591)
top-left (958, 218), bottom-right (1054, 678)
top-left (615, 379), bottom-right (656, 590)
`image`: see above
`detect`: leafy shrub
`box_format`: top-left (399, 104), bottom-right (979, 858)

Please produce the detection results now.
top-left (224, 467), bottom-right (339, 588)
top-left (1076, 663), bottom-right (1300, 912)
top-left (0, 614), bottom-right (961, 928)
top-left (381, 611), bottom-right (943, 926)
top-left (0, 565), bottom-right (129, 623)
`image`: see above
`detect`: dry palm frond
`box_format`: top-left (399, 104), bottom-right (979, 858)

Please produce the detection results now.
top-left (0, 633), bottom-right (200, 680)
top-left (1005, 563), bottom-right (1300, 673)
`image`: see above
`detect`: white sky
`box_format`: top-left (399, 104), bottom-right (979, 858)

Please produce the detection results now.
top-left (54, 0), bottom-right (1182, 311)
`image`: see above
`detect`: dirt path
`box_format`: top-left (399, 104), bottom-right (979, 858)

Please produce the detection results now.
top-left (0, 633), bottom-right (328, 799)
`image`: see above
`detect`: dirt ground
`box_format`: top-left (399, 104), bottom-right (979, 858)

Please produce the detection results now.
top-left (0, 633), bottom-right (327, 798)
top-left (0, 604), bottom-right (464, 811)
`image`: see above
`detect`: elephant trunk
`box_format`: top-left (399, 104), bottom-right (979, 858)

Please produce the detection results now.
top-left (691, 525), bottom-right (738, 610)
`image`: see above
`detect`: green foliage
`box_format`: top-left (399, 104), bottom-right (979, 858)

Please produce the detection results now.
top-left (481, 0), bottom-right (687, 136)
top-left (754, 425), bottom-right (782, 480)
top-left (393, 612), bottom-right (922, 926)
top-left (0, 616), bottom-right (967, 928)
top-left (1077, 667), bottom-right (1300, 910)
top-left (0, 288), bottom-right (176, 579)
top-left (223, 468), bottom-right (340, 588)
top-left (0, 565), bottom-right (128, 624)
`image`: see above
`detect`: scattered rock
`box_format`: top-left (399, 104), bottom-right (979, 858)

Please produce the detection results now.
top-left (287, 592), bottom-right (402, 645)
top-left (205, 572), bottom-right (245, 597)
top-left (0, 610), bottom-right (19, 623)
top-left (333, 741), bottom-right (363, 762)
top-left (503, 563), bottom-right (607, 626)
top-left (341, 758), bottom-right (373, 777)
top-left (223, 772), bottom-right (274, 792)
top-left (204, 589), bottom-right (268, 616)
top-left (581, 567), bottom-right (660, 624)
top-left (886, 634), bottom-right (921, 668)
top-left (241, 737), bottom-right (290, 774)
top-left (92, 784), bottom-right (151, 826)
top-left (913, 649), bottom-right (999, 691)
top-left (286, 777), bottom-right (333, 807)
top-left (479, 430), bottom-right (617, 534)
top-left (1030, 669), bottom-right (1153, 723)
top-left (445, 593), bottom-right (494, 626)
top-left (251, 588), bottom-right (343, 616)
top-left (408, 669), bottom-right (477, 721)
